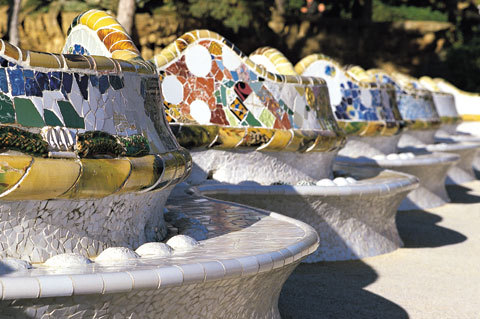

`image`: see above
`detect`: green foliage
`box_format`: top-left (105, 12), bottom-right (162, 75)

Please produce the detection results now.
top-left (372, 0), bottom-right (447, 22)
top-left (444, 37), bottom-right (480, 92)
top-left (187, 0), bottom-right (267, 32)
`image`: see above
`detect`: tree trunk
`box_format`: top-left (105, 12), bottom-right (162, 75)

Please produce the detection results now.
top-left (352, 0), bottom-right (372, 22)
top-left (117, 0), bottom-right (136, 35)
top-left (446, 0), bottom-right (458, 24)
top-left (274, 0), bottom-right (285, 16)
top-left (9, 0), bottom-right (21, 46)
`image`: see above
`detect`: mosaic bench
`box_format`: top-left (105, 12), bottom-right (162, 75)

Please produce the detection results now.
top-left (293, 55), bottom-right (458, 210)
top-left (0, 28), bottom-right (191, 263)
top-left (425, 77), bottom-right (480, 175)
top-left (0, 10), bottom-right (319, 318)
top-left (373, 71), bottom-right (480, 185)
top-left (150, 34), bottom-right (419, 262)
top-left (431, 77), bottom-right (480, 138)
top-left (0, 187), bottom-right (318, 318)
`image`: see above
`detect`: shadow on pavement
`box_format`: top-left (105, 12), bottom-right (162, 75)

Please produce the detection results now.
top-left (396, 210), bottom-right (467, 248)
top-left (447, 184), bottom-right (480, 204)
top-left (279, 261), bottom-right (409, 319)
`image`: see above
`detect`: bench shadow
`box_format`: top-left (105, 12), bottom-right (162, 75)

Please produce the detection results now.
top-left (474, 168), bottom-right (480, 180)
top-left (396, 209), bottom-right (467, 248)
top-left (446, 184), bottom-right (480, 204)
top-left (279, 261), bottom-right (408, 319)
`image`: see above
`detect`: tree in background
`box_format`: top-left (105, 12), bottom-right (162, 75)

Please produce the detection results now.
top-left (117, 0), bottom-right (136, 34)
top-left (8, 0), bottom-right (21, 45)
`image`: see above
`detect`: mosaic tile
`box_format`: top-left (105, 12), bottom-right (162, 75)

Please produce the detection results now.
top-left (74, 74), bottom-right (89, 100)
top-left (294, 55), bottom-right (403, 135)
top-left (89, 75), bottom-right (99, 88)
top-left (43, 109), bottom-right (64, 127)
top-left (0, 9), bottom-right (190, 209)
top-left (0, 93), bottom-right (15, 123)
top-left (8, 68), bottom-right (25, 96)
top-left (25, 75), bottom-right (43, 97)
top-left (368, 70), bottom-right (440, 126)
top-left (35, 71), bottom-right (50, 91)
top-left (151, 31), bottom-right (345, 151)
top-left (48, 71), bottom-right (62, 91)
top-left (109, 75), bottom-right (124, 90)
top-left (14, 97), bottom-right (45, 127)
top-left (58, 101), bottom-right (85, 129)
top-left (0, 68), bottom-right (8, 93)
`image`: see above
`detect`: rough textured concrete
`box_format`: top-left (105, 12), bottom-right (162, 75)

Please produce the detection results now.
top-left (279, 180), bottom-right (480, 318)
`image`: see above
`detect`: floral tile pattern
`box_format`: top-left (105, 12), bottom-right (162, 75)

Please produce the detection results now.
top-left (295, 54), bottom-right (402, 136)
top-left (368, 70), bottom-right (441, 128)
top-left (151, 30), bottom-right (345, 152)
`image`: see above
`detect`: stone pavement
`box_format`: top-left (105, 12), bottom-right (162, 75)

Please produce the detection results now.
top-left (279, 180), bottom-right (480, 318)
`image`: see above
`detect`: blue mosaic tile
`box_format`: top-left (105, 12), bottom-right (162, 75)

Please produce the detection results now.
top-left (74, 73), bottom-right (88, 99)
top-left (48, 72), bottom-right (62, 90)
top-left (63, 72), bottom-right (73, 93)
top-left (25, 76), bottom-right (42, 97)
top-left (215, 59), bottom-right (224, 70)
top-left (7, 68), bottom-right (25, 96)
top-left (70, 43), bottom-right (90, 55)
top-left (0, 69), bottom-right (8, 93)
top-left (109, 75), bottom-right (124, 90)
top-left (325, 65), bottom-right (335, 76)
top-left (90, 75), bottom-right (99, 87)
top-left (99, 75), bottom-right (109, 94)
top-left (23, 69), bottom-right (34, 78)
top-left (35, 72), bottom-right (49, 91)
top-left (0, 57), bottom-right (7, 68)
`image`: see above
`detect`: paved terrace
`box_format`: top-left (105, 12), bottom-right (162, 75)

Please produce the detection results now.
top-left (279, 180), bottom-right (480, 318)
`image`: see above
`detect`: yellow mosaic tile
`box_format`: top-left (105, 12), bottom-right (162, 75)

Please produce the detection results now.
top-left (156, 152), bottom-right (177, 188)
top-left (258, 129), bottom-right (293, 151)
top-left (2, 158), bottom-right (81, 200)
top-left (60, 158), bottom-right (131, 199)
top-left (0, 155), bottom-right (32, 196)
top-left (29, 51), bottom-right (62, 69)
top-left (119, 156), bottom-right (158, 193)
top-left (1, 40), bottom-right (20, 60)
top-left (214, 127), bottom-right (246, 149)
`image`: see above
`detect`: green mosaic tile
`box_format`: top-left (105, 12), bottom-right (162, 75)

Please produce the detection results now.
top-left (224, 108), bottom-right (239, 126)
top-left (0, 93), bottom-right (15, 123)
top-left (224, 80), bottom-right (235, 88)
top-left (44, 109), bottom-right (64, 126)
top-left (220, 85), bottom-right (227, 106)
top-left (214, 90), bottom-right (221, 104)
top-left (14, 97), bottom-right (45, 127)
top-left (249, 82), bottom-right (263, 94)
top-left (259, 108), bottom-right (276, 127)
top-left (279, 100), bottom-right (294, 115)
top-left (58, 100), bottom-right (85, 128)
top-left (243, 112), bottom-right (262, 127)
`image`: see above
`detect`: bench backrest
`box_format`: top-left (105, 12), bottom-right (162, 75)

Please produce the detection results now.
top-left (151, 30), bottom-right (345, 153)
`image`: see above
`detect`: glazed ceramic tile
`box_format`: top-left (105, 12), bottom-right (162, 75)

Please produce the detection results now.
top-left (294, 54), bottom-right (402, 136)
top-left (151, 30), bottom-right (345, 152)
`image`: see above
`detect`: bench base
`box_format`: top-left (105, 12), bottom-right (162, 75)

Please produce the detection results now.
top-left (0, 190), bottom-right (318, 318)
top-left (401, 142), bottom-right (480, 185)
top-left (335, 153), bottom-right (459, 210)
top-left (198, 170), bottom-right (418, 262)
